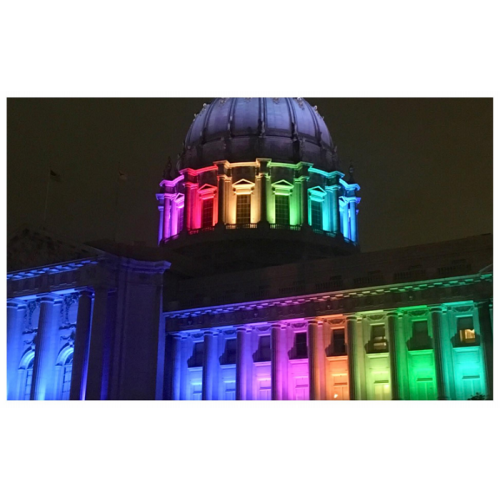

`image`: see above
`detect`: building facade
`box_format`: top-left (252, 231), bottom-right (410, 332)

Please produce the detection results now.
top-left (6, 98), bottom-right (493, 400)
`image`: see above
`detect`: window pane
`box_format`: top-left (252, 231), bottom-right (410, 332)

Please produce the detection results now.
top-left (275, 195), bottom-right (290, 225)
top-left (202, 198), bottom-right (213, 228)
top-left (295, 333), bottom-right (308, 358)
top-left (236, 195), bottom-right (251, 224)
top-left (311, 200), bottom-right (323, 230)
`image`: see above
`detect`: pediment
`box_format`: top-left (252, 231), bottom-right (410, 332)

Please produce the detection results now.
top-left (7, 226), bottom-right (103, 272)
top-left (233, 178), bottom-right (255, 187)
top-left (272, 179), bottom-right (294, 188)
top-left (198, 183), bottom-right (217, 192)
top-left (309, 185), bottom-right (326, 194)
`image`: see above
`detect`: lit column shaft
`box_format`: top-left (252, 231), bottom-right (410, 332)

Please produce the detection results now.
top-left (308, 320), bottom-right (324, 400)
top-left (163, 197), bottom-right (172, 239)
top-left (7, 300), bottom-right (27, 400)
top-left (32, 296), bottom-right (59, 400)
top-left (430, 306), bottom-right (447, 400)
top-left (342, 202), bottom-right (349, 239)
top-left (157, 204), bottom-right (164, 244)
top-left (271, 323), bottom-right (284, 400)
top-left (387, 311), bottom-right (399, 400)
top-left (236, 327), bottom-right (251, 400)
top-left (331, 186), bottom-right (341, 235)
top-left (347, 315), bottom-right (365, 400)
top-left (202, 331), bottom-right (218, 400)
top-left (86, 288), bottom-right (115, 400)
top-left (477, 300), bottom-right (493, 399)
top-left (168, 334), bottom-right (182, 400)
top-left (217, 176), bottom-right (225, 226)
top-left (349, 199), bottom-right (357, 243)
top-left (259, 174), bottom-right (267, 225)
top-left (302, 178), bottom-right (309, 227)
top-left (70, 289), bottom-right (94, 400)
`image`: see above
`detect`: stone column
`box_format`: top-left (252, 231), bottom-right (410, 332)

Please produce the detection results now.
top-left (236, 327), bottom-right (251, 400)
top-left (202, 330), bottom-right (219, 400)
top-left (70, 289), bottom-right (94, 400)
top-left (271, 323), bottom-right (284, 400)
top-left (476, 300), bottom-right (493, 399)
top-left (331, 185), bottom-right (341, 236)
top-left (216, 176), bottom-right (225, 228)
top-left (31, 295), bottom-right (59, 400)
top-left (302, 178), bottom-right (309, 228)
top-left (430, 305), bottom-right (447, 400)
top-left (258, 174), bottom-right (268, 227)
top-left (157, 204), bottom-right (164, 244)
top-left (342, 201), bottom-right (351, 240)
top-left (387, 311), bottom-right (400, 400)
top-left (163, 197), bottom-right (171, 240)
top-left (182, 184), bottom-right (190, 234)
top-left (7, 300), bottom-right (27, 400)
top-left (347, 315), bottom-right (365, 400)
top-left (346, 315), bottom-right (357, 400)
top-left (349, 199), bottom-right (357, 244)
top-left (86, 288), bottom-right (115, 400)
top-left (168, 334), bottom-right (182, 400)
top-left (308, 320), bottom-right (322, 400)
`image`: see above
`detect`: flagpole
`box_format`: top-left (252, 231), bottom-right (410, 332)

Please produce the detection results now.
top-left (42, 168), bottom-right (51, 229)
top-left (113, 173), bottom-right (120, 242)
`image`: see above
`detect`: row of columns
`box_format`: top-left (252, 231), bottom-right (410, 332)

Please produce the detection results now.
top-left (168, 299), bottom-right (493, 401)
top-left (161, 172), bottom-right (358, 242)
top-left (7, 287), bottom-right (117, 400)
top-left (167, 319), bottom-right (330, 401)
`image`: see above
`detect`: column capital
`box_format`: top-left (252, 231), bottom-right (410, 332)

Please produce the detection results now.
top-left (386, 310), bottom-right (398, 318)
top-left (40, 293), bottom-right (59, 304)
top-left (203, 329), bottom-right (218, 337)
top-left (307, 319), bottom-right (319, 325)
top-left (345, 314), bottom-right (358, 322)
top-left (7, 298), bottom-right (26, 309)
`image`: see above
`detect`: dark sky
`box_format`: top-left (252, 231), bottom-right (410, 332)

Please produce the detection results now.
top-left (7, 98), bottom-right (493, 253)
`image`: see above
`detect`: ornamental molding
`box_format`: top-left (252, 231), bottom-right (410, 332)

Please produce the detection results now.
top-left (453, 305), bottom-right (474, 313)
top-left (367, 314), bottom-right (385, 322)
top-left (164, 273), bottom-right (492, 333)
top-left (408, 310), bottom-right (428, 317)
top-left (326, 318), bottom-right (345, 326)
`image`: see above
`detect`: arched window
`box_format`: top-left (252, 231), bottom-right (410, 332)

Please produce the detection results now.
top-left (23, 356), bottom-right (34, 400)
top-left (60, 351), bottom-right (74, 400)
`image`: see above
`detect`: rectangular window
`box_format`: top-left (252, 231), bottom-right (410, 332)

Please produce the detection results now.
top-left (275, 195), bottom-right (290, 225)
top-left (295, 332), bottom-right (308, 359)
top-left (201, 198), bottom-right (214, 228)
top-left (458, 317), bottom-right (475, 344)
top-left (410, 320), bottom-right (431, 350)
top-left (257, 335), bottom-right (271, 362)
top-left (223, 338), bottom-right (237, 365)
top-left (192, 342), bottom-right (204, 367)
top-left (236, 194), bottom-right (251, 224)
top-left (332, 330), bottom-right (346, 356)
top-left (371, 325), bottom-right (388, 351)
top-left (311, 200), bottom-right (323, 230)
top-left (177, 206), bottom-right (184, 233)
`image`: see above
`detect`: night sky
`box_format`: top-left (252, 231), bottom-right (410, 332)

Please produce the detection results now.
top-left (7, 98), bottom-right (492, 253)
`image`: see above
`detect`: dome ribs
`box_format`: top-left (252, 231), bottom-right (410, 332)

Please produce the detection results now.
top-left (182, 98), bottom-right (337, 170)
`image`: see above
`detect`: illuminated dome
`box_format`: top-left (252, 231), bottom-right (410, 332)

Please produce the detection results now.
top-left (181, 98), bottom-right (338, 170)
